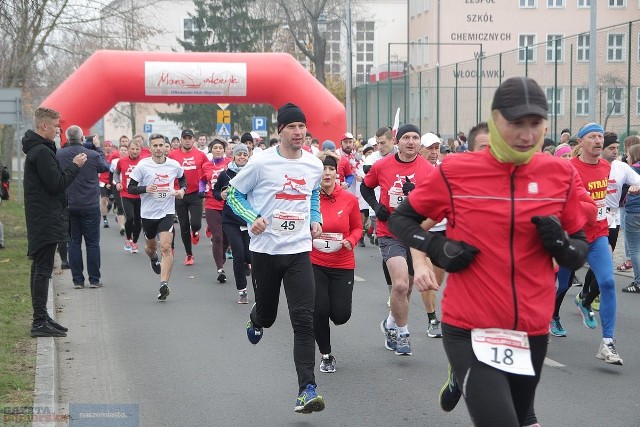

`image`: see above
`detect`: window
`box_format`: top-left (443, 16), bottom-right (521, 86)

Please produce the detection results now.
top-left (637, 87), bottom-right (640, 116)
top-left (520, 0), bottom-right (536, 7)
top-left (183, 18), bottom-right (195, 43)
top-left (324, 20), bottom-right (342, 77)
top-left (607, 33), bottom-right (625, 62)
top-left (546, 87), bottom-right (564, 116)
top-left (355, 21), bottom-right (375, 86)
top-left (546, 34), bottom-right (564, 62)
top-left (577, 0), bottom-right (590, 6)
top-left (576, 88), bottom-right (589, 116)
top-left (547, 0), bottom-right (564, 7)
top-left (607, 88), bottom-right (624, 115)
top-left (608, 0), bottom-right (625, 7)
top-left (577, 33), bottom-right (589, 62)
top-left (518, 34), bottom-right (536, 63)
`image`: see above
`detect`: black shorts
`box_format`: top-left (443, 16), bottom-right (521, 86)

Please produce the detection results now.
top-left (100, 186), bottom-right (111, 198)
top-left (142, 215), bottom-right (175, 239)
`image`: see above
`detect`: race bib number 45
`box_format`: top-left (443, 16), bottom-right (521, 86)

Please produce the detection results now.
top-left (471, 328), bottom-right (535, 376)
top-left (271, 210), bottom-right (305, 234)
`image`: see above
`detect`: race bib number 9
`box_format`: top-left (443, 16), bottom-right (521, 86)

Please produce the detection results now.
top-left (471, 328), bottom-right (535, 376)
top-left (313, 232), bottom-right (344, 253)
top-left (388, 188), bottom-right (405, 208)
top-left (596, 200), bottom-right (606, 222)
top-left (271, 210), bottom-right (305, 234)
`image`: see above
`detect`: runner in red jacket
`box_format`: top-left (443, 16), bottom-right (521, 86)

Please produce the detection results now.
top-left (389, 77), bottom-right (589, 426)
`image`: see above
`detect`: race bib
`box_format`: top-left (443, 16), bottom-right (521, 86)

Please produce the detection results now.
top-left (313, 232), bottom-right (344, 253)
top-left (596, 200), bottom-right (606, 222)
top-left (471, 328), bottom-right (535, 376)
top-left (388, 188), bottom-right (405, 208)
top-left (151, 190), bottom-right (171, 201)
top-left (271, 210), bottom-right (305, 234)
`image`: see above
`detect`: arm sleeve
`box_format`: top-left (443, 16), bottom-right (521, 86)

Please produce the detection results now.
top-left (213, 172), bottom-right (229, 201)
top-left (345, 174), bottom-right (355, 186)
top-left (387, 198), bottom-right (437, 253)
top-left (227, 186), bottom-right (259, 224)
top-left (360, 181), bottom-right (380, 211)
top-left (310, 187), bottom-right (322, 224)
top-left (95, 149), bottom-right (110, 173)
top-left (177, 175), bottom-right (187, 190)
top-left (113, 170), bottom-right (121, 184)
top-left (127, 178), bottom-right (147, 195)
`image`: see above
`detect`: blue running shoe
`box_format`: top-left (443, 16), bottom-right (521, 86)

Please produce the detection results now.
top-left (549, 317), bottom-right (567, 337)
top-left (380, 319), bottom-right (397, 351)
top-left (246, 319), bottom-right (263, 344)
top-left (575, 294), bottom-right (597, 329)
top-left (395, 333), bottom-right (412, 355)
top-left (439, 364), bottom-right (462, 412)
top-left (294, 384), bottom-right (325, 414)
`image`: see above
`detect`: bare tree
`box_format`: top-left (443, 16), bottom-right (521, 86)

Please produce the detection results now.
top-left (597, 72), bottom-right (625, 130)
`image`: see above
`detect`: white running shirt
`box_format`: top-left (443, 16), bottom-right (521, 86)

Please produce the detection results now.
top-left (129, 157), bottom-right (184, 219)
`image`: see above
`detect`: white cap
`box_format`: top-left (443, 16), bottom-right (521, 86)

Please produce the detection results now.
top-left (420, 133), bottom-right (441, 147)
top-left (367, 137), bottom-right (377, 146)
top-left (250, 131), bottom-right (262, 141)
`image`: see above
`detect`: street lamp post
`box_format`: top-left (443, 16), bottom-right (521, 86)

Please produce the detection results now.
top-left (386, 42), bottom-right (483, 133)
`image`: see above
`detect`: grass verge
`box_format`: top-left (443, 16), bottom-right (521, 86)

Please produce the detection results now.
top-left (0, 199), bottom-right (36, 407)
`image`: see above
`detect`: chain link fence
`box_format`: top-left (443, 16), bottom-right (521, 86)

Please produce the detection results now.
top-left (354, 20), bottom-right (640, 142)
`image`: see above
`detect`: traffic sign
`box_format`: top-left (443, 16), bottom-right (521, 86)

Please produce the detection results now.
top-left (217, 103), bottom-right (229, 110)
top-left (143, 124), bottom-right (152, 133)
top-left (217, 110), bottom-right (231, 123)
top-left (216, 123), bottom-right (231, 137)
top-left (252, 116), bottom-right (267, 132)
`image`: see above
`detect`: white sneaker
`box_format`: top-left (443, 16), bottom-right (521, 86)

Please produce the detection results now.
top-left (596, 340), bottom-right (623, 365)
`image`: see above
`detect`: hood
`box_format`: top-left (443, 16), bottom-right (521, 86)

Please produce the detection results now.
top-left (22, 129), bottom-right (55, 155)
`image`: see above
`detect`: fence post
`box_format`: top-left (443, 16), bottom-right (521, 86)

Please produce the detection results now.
top-left (454, 63), bottom-right (459, 138)
top-left (627, 21), bottom-right (632, 137)
top-left (569, 43), bottom-right (573, 134)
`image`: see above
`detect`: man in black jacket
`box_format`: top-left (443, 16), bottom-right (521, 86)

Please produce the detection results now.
top-left (57, 125), bottom-right (110, 288)
top-left (23, 107), bottom-right (87, 337)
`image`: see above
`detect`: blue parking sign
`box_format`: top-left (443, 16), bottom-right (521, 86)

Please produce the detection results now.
top-left (252, 116), bottom-right (267, 131)
top-left (143, 124), bottom-right (152, 133)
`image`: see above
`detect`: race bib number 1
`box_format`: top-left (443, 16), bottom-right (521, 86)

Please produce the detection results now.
top-left (471, 328), bottom-right (535, 376)
top-left (272, 210), bottom-right (305, 234)
top-left (313, 232), bottom-right (344, 253)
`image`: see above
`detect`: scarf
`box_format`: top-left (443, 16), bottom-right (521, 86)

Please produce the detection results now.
top-left (488, 115), bottom-right (543, 165)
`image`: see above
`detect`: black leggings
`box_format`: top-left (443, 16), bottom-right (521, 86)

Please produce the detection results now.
top-left (222, 223), bottom-right (251, 290)
top-left (582, 225), bottom-right (619, 303)
top-left (121, 197), bottom-right (141, 243)
top-left (250, 251), bottom-right (316, 393)
top-left (112, 187), bottom-right (125, 216)
top-left (442, 323), bottom-right (547, 427)
top-left (175, 192), bottom-right (203, 256)
top-left (312, 264), bottom-right (354, 355)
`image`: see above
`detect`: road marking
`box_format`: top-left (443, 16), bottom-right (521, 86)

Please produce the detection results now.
top-left (543, 357), bottom-right (565, 368)
top-left (354, 275), bottom-right (366, 282)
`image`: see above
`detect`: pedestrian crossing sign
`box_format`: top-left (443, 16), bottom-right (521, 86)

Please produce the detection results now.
top-left (216, 123), bottom-right (231, 137)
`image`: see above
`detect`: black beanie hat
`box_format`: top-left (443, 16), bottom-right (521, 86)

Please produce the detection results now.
top-left (603, 132), bottom-right (619, 148)
top-left (240, 132), bottom-right (253, 144)
top-left (396, 124), bottom-right (420, 141)
top-left (277, 103), bottom-right (306, 133)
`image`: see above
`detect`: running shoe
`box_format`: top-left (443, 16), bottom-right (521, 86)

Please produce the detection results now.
top-left (150, 257), bottom-right (161, 275)
top-left (591, 295), bottom-right (600, 311)
top-left (225, 248), bottom-right (233, 259)
top-left (205, 227), bottom-right (212, 238)
top-left (119, 227), bottom-right (125, 236)
top-left (47, 316), bottom-right (68, 332)
top-left (319, 354), bottom-right (336, 373)
top-left (191, 230), bottom-right (200, 245)
top-left (89, 282), bottom-right (103, 288)
top-left (357, 237), bottom-right (365, 247)
top-left (395, 333), bottom-right (412, 355)
top-left (217, 268), bottom-right (226, 283)
top-left (380, 318), bottom-right (397, 351)
top-left (572, 275), bottom-right (583, 287)
top-left (124, 240), bottom-right (133, 252)
top-left (184, 255), bottom-right (194, 266)
top-left (103, 219), bottom-right (109, 228)
top-left (246, 318), bottom-right (263, 345)
top-left (549, 317), bottom-right (567, 337)
top-left (131, 242), bottom-right (138, 253)
top-left (622, 282), bottom-right (640, 293)
top-left (294, 384), bottom-right (325, 414)
top-left (74, 282), bottom-right (84, 289)
top-left (60, 260), bottom-right (70, 270)
top-left (596, 340), bottom-right (623, 365)
top-left (157, 283), bottom-right (170, 301)
top-left (427, 318), bottom-right (443, 338)
top-left (439, 364), bottom-right (462, 412)
top-left (238, 290), bottom-right (248, 304)
top-left (574, 294), bottom-right (598, 329)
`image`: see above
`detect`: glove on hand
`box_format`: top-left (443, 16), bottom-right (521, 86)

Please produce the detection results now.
top-left (402, 176), bottom-right (415, 196)
top-left (375, 204), bottom-right (391, 222)
top-left (531, 215), bottom-right (569, 254)
top-left (426, 233), bottom-right (479, 272)
top-left (197, 191), bottom-right (206, 199)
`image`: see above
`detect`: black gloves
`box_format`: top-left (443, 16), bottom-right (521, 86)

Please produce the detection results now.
top-left (426, 233), bottom-right (479, 272)
top-left (197, 191), bottom-right (206, 199)
top-left (531, 216), bottom-right (568, 255)
top-left (402, 176), bottom-right (415, 196)
top-left (375, 204), bottom-right (390, 222)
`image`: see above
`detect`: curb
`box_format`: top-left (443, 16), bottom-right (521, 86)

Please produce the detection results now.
top-left (32, 272), bottom-right (60, 427)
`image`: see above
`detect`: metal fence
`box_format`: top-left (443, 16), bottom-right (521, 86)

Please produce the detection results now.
top-left (353, 19), bottom-right (640, 142)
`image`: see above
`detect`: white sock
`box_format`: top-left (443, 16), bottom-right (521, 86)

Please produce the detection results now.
top-left (386, 313), bottom-right (397, 329)
top-left (397, 325), bottom-right (409, 336)
top-left (603, 337), bottom-right (614, 345)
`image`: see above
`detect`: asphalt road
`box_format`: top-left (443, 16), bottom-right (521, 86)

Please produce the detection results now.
top-left (54, 222), bottom-right (640, 426)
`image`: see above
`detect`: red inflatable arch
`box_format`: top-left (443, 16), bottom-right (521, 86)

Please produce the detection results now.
top-left (41, 50), bottom-right (346, 143)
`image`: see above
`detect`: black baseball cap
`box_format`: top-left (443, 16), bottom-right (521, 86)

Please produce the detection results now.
top-left (181, 129), bottom-right (195, 138)
top-left (491, 77), bottom-right (548, 121)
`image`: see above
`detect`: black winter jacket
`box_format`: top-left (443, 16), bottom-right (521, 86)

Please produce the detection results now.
top-left (213, 167), bottom-right (247, 228)
top-left (22, 130), bottom-right (81, 255)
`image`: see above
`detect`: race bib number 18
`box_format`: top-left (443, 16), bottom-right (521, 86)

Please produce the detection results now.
top-left (471, 328), bottom-right (535, 376)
